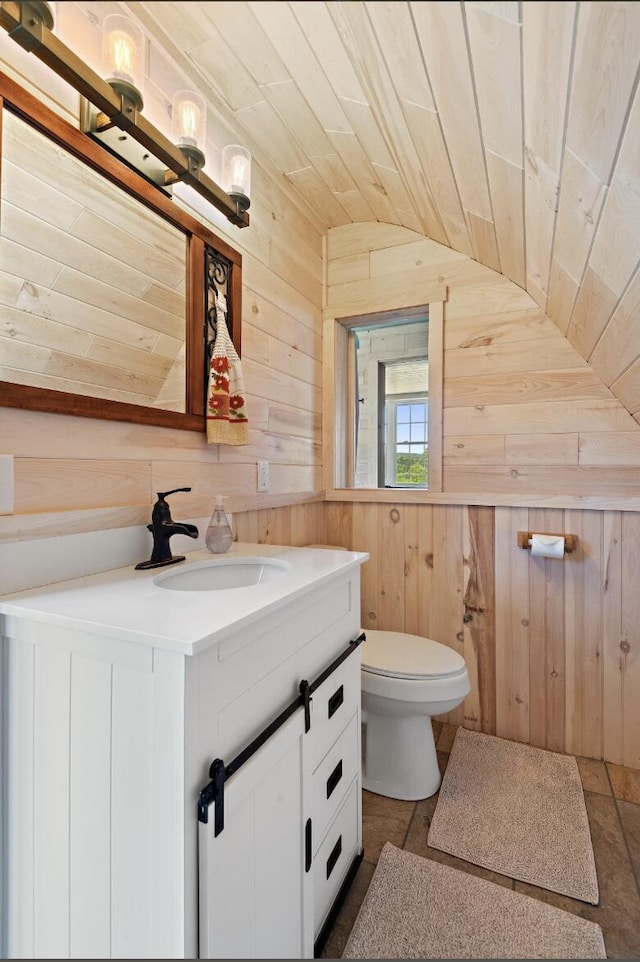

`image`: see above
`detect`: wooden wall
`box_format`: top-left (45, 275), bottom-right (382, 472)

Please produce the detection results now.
top-left (0, 11), bottom-right (325, 544)
top-left (326, 222), bottom-right (640, 503)
top-left (320, 222), bottom-right (640, 769)
top-left (235, 500), bottom-right (640, 770)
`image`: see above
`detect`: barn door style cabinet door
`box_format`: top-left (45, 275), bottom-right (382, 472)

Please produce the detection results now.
top-left (198, 634), bottom-right (364, 959)
top-left (0, 550), bottom-right (367, 959)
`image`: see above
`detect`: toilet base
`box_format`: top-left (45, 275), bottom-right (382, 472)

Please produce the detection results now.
top-left (361, 709), bottom-right (441, 800)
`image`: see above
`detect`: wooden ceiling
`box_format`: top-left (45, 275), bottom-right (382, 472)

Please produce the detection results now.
top-left (127, 2), bottom-right (640, 420)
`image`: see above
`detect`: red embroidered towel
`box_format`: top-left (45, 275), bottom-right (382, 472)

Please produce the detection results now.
top-left (206, 293), bottom-right (249, 445)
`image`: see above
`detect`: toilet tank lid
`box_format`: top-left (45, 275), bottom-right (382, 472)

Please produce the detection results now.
top-left (361, 629), bottom-right (466, 678)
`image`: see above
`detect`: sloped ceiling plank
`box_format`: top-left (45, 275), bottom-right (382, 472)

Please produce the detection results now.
top-left (409, 2), bottom-right (493, 221)
top-left (565, 1), bottom-right (640, 182)
top-left (229, 99), bottom-right (312, 178)
top-left (590, 271), bottom-right (640, 386)
top-left (327, 1), bottom-right (449, 244)
top-left (261, 81), bottom-right (341, 160)
top-left (567, 86), bottom-right (640, 362)
top-left (364, 2), bottom-right (473, 256)
top-left (612, 359), bottom-right (640, 418)
top-left (285, 167), bottom-right (352, 229)
top-left (200, 2), bottom-right (291, 87)
top-left (549, 2), bottom-right (640, 330)
top-left (400, 102), bottom-right (475, 258)
top-left (566, 268), bottom-right (620, 369)
top-left (591, 102), bottom-right (640, 298)
top-left (322, 130), bottom-right (400, 223)
top-left (547, 165), bottom-right (607, 337)
top-left (247, 2), bottom-right (353, 133)
top-left (467, 1), bottom-right (520, 20)
top-left (182, 29), bottom-right (265, 114)
top-left (466, 5), bottom-right (522, 165)
top-left (522, 0), bottom-right (577, 309)
top-left (465, 4), bottom-right (524, 288)
top-left (251, 1), bottom-right (399, 223)
top-left (308, 152), bottom-right (358, 195)
top-left (465, 212), bottom-right (501, 273)
top-left (364, 1), bottom-right (435, 110)
top-left (485, 153), bottom-right (525, 288)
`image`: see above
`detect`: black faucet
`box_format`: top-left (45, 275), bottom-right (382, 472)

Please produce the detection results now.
top-left (135, 487), bottom-right (199, 570)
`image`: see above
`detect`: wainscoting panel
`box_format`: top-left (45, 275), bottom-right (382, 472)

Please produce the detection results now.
top-left (235, 500), bottom-right (640, 768)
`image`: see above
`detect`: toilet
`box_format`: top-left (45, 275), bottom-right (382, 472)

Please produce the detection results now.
top-left (302, 547), bottom-right (471, 801)
top-left (360, 629), bottom-right (471, 801)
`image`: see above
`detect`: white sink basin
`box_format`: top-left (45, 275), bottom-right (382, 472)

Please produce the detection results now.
top-left (153, 556), bottom-right (292, 591)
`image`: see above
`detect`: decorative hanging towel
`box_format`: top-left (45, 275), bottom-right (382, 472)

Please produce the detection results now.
top-left (206, 292), bottom-right (249, 445)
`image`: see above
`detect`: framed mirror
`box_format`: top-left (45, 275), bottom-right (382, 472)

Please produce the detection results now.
top-left (0, 70), bottom-right (242, 432)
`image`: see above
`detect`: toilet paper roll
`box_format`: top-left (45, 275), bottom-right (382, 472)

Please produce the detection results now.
top-left (529, 534), bottom-right (565, 559)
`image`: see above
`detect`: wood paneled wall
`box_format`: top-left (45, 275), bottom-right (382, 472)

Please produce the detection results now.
top-left (326, 222), bottom-right (640, 503)
top-left (0, 19), bottom-right (325, 544)
top-left (235, 500), bottom-right (640, 770)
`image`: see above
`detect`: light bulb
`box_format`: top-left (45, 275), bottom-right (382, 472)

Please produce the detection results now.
top-left (102, 15), bottom-right (144, 89)
top-left (172, 90), bottom-right (206, 148)
top-left (221, 145), bottom-right (251, 211)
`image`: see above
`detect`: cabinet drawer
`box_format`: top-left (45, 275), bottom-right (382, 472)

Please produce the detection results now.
top-left (308, 652), bottom-right (361, 771)
top-left (312, 779), bottom-right (360, 935)
top-left (311, 712), bottom-right (359, 854)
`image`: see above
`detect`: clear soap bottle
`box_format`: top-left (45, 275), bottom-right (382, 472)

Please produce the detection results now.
top-left (205, 496), bottom-right (232, 554)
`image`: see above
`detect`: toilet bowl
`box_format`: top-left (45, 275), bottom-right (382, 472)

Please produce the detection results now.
top-left (361, 629), bottom-right (471, 801)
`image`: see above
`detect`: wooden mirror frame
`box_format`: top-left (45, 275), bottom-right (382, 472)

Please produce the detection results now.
top-left (0, 70), bottom-right (242, 432)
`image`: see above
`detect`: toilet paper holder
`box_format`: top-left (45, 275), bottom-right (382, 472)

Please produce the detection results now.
top-left (517, 531), bottom-right (578, 553)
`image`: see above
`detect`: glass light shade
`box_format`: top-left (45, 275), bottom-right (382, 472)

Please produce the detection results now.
top-left (221, 145), bottom-right (251, 211)
top-left (102, 14), bottom-right (144, 89)
top-left (172, 90), bottom-right (207, 148)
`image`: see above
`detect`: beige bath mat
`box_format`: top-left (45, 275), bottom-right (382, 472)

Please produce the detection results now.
top-left (342, 843), bottom-right (606, 959)
top-left (428, 728), bottom-right (599, 903)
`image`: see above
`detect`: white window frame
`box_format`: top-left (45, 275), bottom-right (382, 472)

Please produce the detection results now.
top-left (323, 297), bottom-right (444, 500)
top-left (384, 394), bottom-right (429, 488)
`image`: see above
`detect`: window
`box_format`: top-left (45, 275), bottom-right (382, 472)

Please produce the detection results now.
top-left (351, 315), bottom-right (429, 489)
top-left (385, 393), bottom-right (429, 487)
top-left (324, 296), bottom-right (444, 497)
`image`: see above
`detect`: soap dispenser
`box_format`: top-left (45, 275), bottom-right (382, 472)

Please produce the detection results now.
top-left (206, 496), bottom-right (232, 554)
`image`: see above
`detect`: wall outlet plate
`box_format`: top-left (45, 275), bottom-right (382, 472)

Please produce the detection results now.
top-left (257, 460), bottom-right (269, 492)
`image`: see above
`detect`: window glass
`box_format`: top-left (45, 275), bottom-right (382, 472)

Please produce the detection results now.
top-left (350, 316), bottom-right (428, 488)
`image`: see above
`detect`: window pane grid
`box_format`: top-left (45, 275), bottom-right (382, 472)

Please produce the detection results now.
top-left (386, 397), bottom-right (428, 487)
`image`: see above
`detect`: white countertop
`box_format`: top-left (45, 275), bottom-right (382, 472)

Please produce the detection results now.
top-left (0, 543), bottom-right (369, 655)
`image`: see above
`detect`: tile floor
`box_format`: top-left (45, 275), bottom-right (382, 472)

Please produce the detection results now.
top-left (320, 722), bottom-right (640, 960)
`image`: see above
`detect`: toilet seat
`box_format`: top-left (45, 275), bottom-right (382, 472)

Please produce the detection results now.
top-left (361, 629), bottom-right (465, 680)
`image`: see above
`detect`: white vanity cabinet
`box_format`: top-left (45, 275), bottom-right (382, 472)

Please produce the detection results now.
top-left (0, 545), bottom-right (367, 960)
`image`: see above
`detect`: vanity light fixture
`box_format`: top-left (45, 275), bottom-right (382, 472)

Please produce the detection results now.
top-left (221, 144), bottom-right (252, 213)
top-left (0, 0), bottom-right (250, 227)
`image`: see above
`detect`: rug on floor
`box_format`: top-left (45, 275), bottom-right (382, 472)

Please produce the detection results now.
top-left (427, 728), bottom-right (599, 904)
top-left (342, 843), bottom-right (606, 959)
